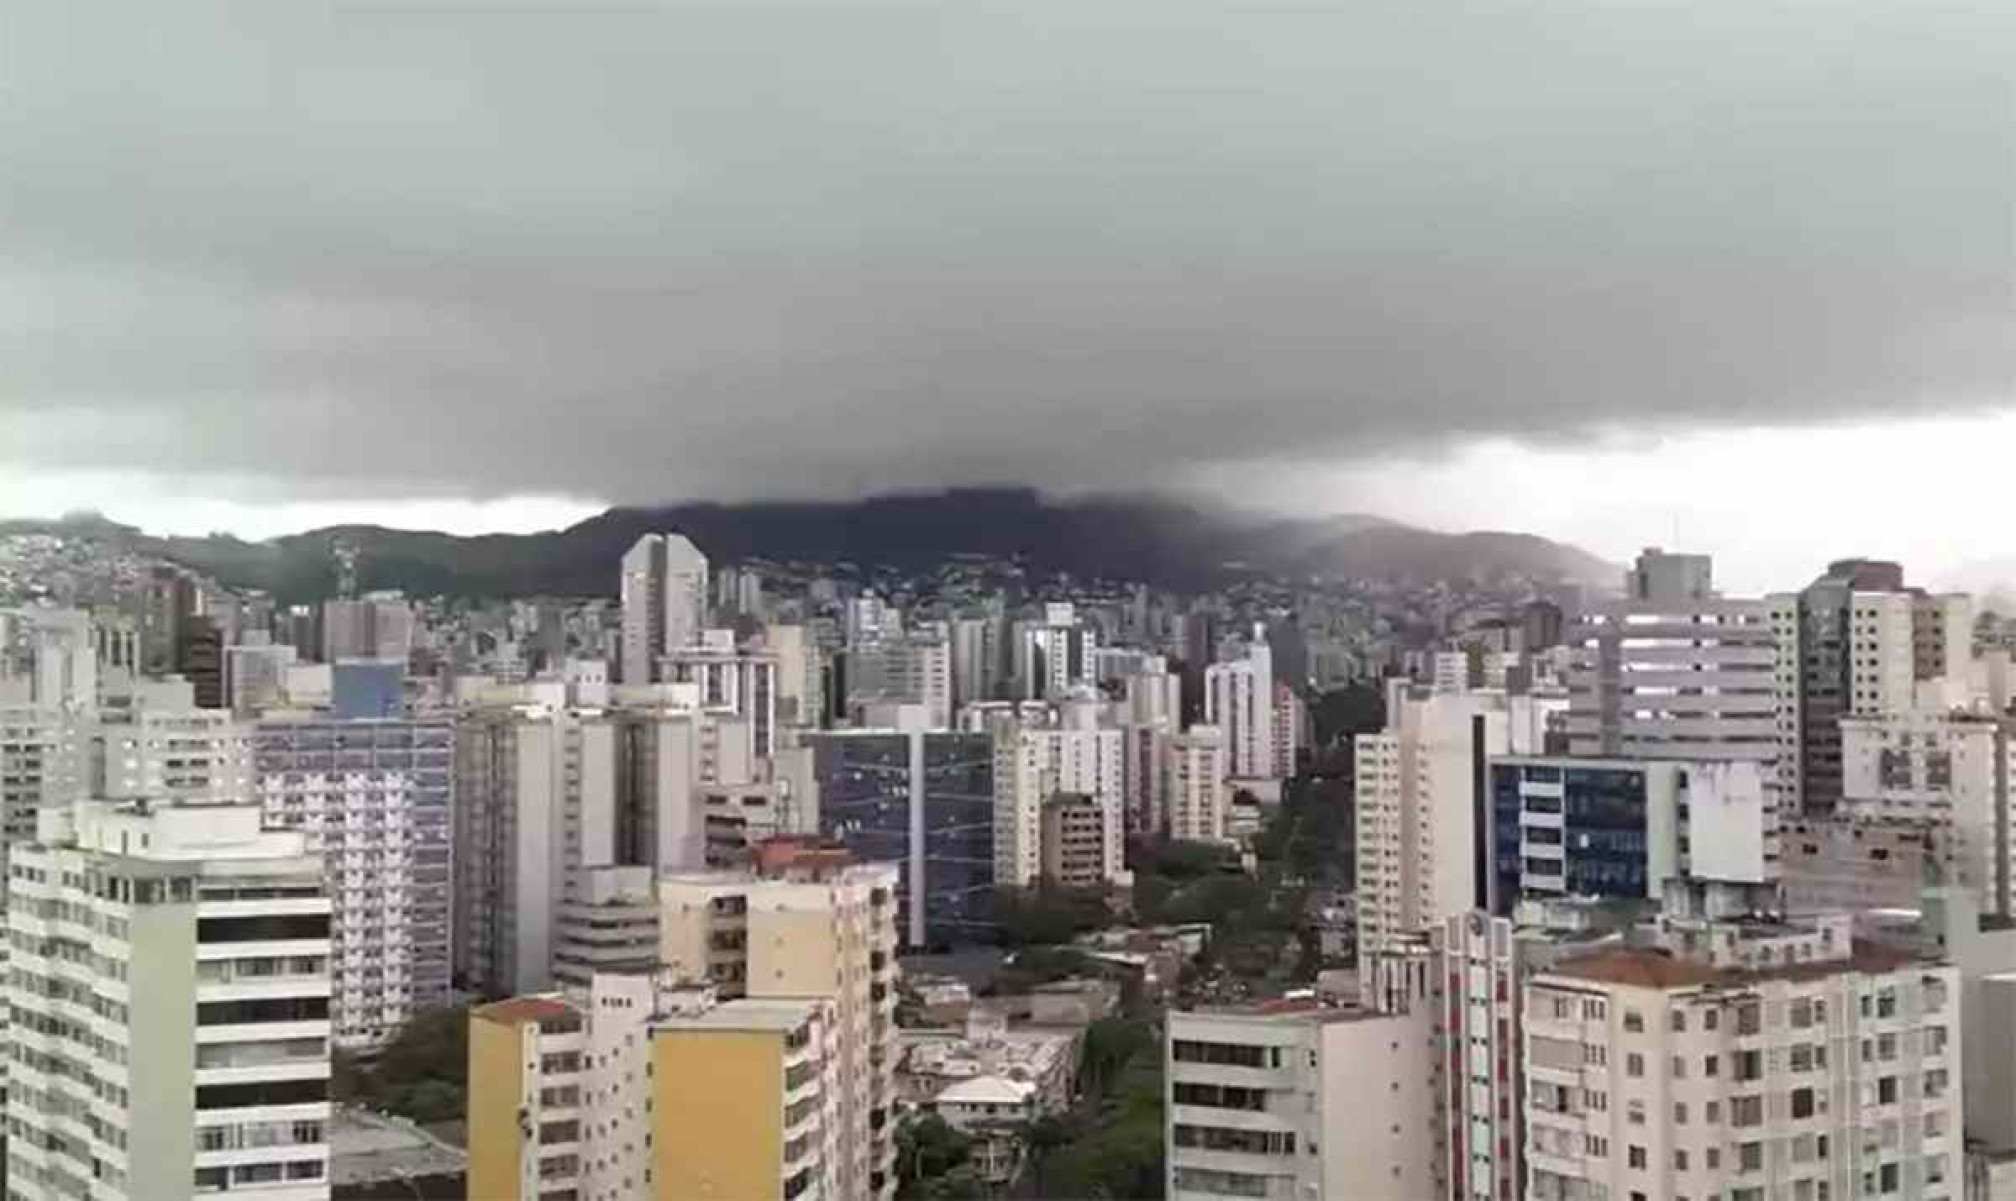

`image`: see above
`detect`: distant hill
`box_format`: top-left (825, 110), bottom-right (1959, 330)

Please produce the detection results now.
top-left (13, 489), bottom-right (1620, 600)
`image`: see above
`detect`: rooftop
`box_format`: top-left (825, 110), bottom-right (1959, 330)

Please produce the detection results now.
top-left (654, 996), bottom-right (822, 1034)
top-left (473, 996), bottom-right (579, 1026)
top-left (329, 1106), bottom-right (467, 1188)
top-left (1548, 941), bottom-right (1933, 990)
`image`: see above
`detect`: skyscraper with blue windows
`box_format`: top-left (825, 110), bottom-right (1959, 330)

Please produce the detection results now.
top-left (1489, 756), bottom-right (1775, 915)
top-left (808, 727), bottom-right (994, 949)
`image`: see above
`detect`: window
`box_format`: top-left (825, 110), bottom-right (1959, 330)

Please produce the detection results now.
top-left (1627, 1100), bottom-right (1646, 1126)
top-left (1171, 1041), bottom-right (1268, 1068)
top-left (1791, 1087), bottom-right (1816, 1119)
top-left (1624, 1010), bottom-right (1645, 1033)
top-left (1703, 1009), bottom-right (1719, 1031)
top-left (1704, 1054), bottom-right (1719, 1077)
top-left (1731, 1096), bottom-right (1764, 1127)
top-left (1733, 1050), bottom-right (1762, 1081)
top-left (1672, 1055), bottom-right (1687, 1078)
top-left (1790, 998), bottom-right (1814, 1028)
top-left (1738, 1142), bottom-right (1764, 1172)
top-left (1172, 1126), bottom-right (1295, 1156)
top-left (1583, 1089), bottom-right (1608, 1112)
top-left (1878, 1076), bottom-right (1898, 1105)
top-left (1627, 1145), bottom-right (1647, 1170)
top-left (1674, 1102), bottom-right (1689, 1125)
top-left (1737, 1003), bottom-right (1761, 1035)
top-left (1172, 1083), bottom-right (1267, 1111)
top-left (1586, 1134), bottom-right (1609, 1157)
top-left (1626, 1053), bottom-right (1644, 1078)
top-left (1674, 1150), bottom-right (1688, 1170)
top-left (1879, 1163), bottom-right (1899, 1193)
top-left (1706, 1101), bottom-right (1721, 1124)
top-left (1670, 1010), bottom-right (1686, 1032)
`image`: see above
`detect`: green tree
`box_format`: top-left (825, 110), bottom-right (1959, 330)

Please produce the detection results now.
top-left (991, 884), bottom-right (1109, 947)
top-left (896, 1114), bottom-right (974, 1200)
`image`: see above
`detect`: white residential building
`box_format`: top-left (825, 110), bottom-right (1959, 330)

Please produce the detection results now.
top-left (618, 533), bottom-right (709, 684)
top-left (1567, 548), bottom-right (1777, 763)
top-left (1205, 630), bottom-right (1276, 781)
top-left (1166, 726), bottom-right (1228, 845)
top-left (252, 716), bottom-right (455, 1048)
top-left (1524, 897), bottom-right (1962, 1201)
top-left (847, 633), bottom-right (953, 730)
top-left (1772, 559), bottom-right (1971, 814)
top-left (950, 616), bottom-right (1003, 706)
top-left (1840, 708), bottom-right (2015, 918)
top-left (452, 705), bottom-right (619, 996)
top-left (0, 607), bottom-right (98, 711)
top-left (95, 706), bottom-right (254, 806)
top-left (1355, 684), bottom-right (1512, 954)
top-left (1012, 604), bottom-right (1097, 702)
top-left (663, 628), bottom-right (781, 759)
top-left (1166, 999), bottom-right (1437, 1201)
top-left (989, 701), bottom-right (1125, 887)
top-left (5, 797), bottom-right (333, 1201)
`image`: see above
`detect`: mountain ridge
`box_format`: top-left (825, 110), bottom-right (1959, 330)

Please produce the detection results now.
top-left (5, 489), bottom-right (1621, 600)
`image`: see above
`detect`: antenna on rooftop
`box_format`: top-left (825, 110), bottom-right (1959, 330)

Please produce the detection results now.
top-left (333, 537), bottom-right (359, 600)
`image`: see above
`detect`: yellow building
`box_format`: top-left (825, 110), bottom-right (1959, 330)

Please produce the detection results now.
top-left (466, 978), bottom-right (837, 1201)
top-left (466, 995), bottom-right (588, 1201)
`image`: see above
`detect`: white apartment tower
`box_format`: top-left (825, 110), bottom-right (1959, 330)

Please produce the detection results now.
top-left (1355, 683), bottom-right (1511, 955)
top-left (1166, 998), bottom-right (1436, 1201)
top-left (1568, 549), bottom-right (1777, 763)
top-left (5, 797), bottom-right (333, 1201)
top-left (95, 707), bottom-right (254, 806)
top-left (1204, 628), bottom-right (1276, 781)
top-left (618, 533), bottom-right (709, 684)
top-left (1524, 901), bottom-right (1962, 1201)
top-left (989, 702), bottom-right (1125, 887)
top-left (657, 851), bottom-right (901, 1201)
top-left (1838, 708), bottom-right (2015, 919)
top-left (1165, 726), bottom-right (1228, 845)
top-left (1772, 559), bottom-right (1972, 814)
top-left (452, 706), bottom-right (619, 996)
top-left (252, 717), bottom-right (455, 1048)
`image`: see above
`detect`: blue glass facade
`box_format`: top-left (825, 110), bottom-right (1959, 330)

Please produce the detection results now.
top-left (811, 731), bottom-right (995, 949)
top-left (1491, 760), bottom-right (1651, 913)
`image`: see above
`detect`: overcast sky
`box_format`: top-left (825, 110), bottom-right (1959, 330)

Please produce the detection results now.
top-left (4, 1), bottom-right (2011, 594)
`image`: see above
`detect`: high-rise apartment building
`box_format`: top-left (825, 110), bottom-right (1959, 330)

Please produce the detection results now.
top-left (844, 634), bottom-right (952, 730)
top-left (0, 608), bottom-right (98, 711)
top-left (619, 533), bottom-right (708, 684)
top-left (5, 797), bottom-right (333, 1201)
top-left (95, 706), bottom-right (254, 805)
top-left (657, 852), bottom-right (901, 1200)
top-left (1040, 794), bottom-right (1108, 889)
top-left (252, 716), bottom-right (454, 1048)
top-left (1012, 604), bottom-right (1097, 702)
top-left (1772, 560), bottom-right (1971, 814)
top-left (664, 628), bottom-right (780, 760)
top-left (1488, 756), bottom-right (1776, 914)
top-left (453, 705), bottom-right (619, 995)
top-left (319, 592), bottom-right (412, 665)
top-left (951, 615), bottom-right (1004, 706)
top-left (808, 727), bottom-right (994, 947)
top-left (1523, 894), bottom-right (1961, 1201)
top-left (1204, 630), bottom-right (1276, 781)
top-left (1837, 708), bottom-right (2015, 919)
top-left (1165, 726), bottom-right (1227, 845)
top-left (1270, 681), bottom-right (1303, 779)
top-left (1566, 549), bottom-right (1777, 763)
top-left (1166, 997), bottom-right (1437, 1201)
top-left (989, 703), bottom-right (1124, 888)
top-left (1355, 685), bottom-right (1511, 954)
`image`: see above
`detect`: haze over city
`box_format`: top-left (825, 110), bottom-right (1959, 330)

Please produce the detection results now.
top-left (6, 2), bottom-right (2013, 594)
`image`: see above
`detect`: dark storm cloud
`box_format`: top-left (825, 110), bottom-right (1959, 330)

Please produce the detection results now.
top-left (4, 1), bottom-right (2012, 504)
